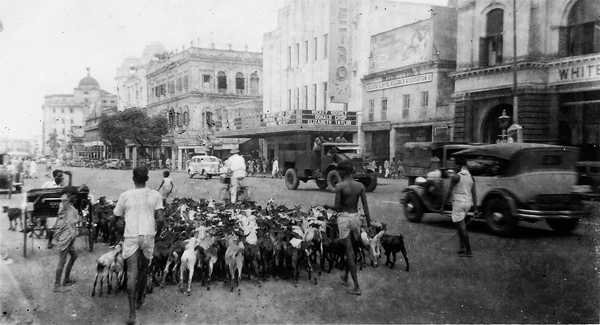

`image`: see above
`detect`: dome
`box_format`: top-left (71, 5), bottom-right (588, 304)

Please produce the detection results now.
top-left (79, 67), bottom-right (99, 88)
top-left (143, 42), bottom-right (167, 58)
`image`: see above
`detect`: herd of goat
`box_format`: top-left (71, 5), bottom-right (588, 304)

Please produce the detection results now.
top-left (89, 197), bottom-right (410, 298)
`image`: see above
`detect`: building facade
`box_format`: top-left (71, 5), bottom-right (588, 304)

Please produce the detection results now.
top-left (451, 0), bottom-right (600, 160)
top-left (361, 6), bottom-right (457, 163)
top-left (143, 46), bottom-right (263, 169)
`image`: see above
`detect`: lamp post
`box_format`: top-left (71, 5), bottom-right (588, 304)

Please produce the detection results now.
top-left (497, 109), bottom-right (511, 143)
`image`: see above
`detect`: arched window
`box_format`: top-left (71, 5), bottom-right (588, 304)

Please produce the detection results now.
top-left (168, 109), bottom-right (175, 128)
top-left (217, 71), bottom-right (227, 93)
top-left (480, 9), bottom-right (504, 67)
top-left (183, 107), bottom-right (190, 126)
top-left (176, 109), bottom-right (182, 127)
top-left (205, 111), bottom-right (214, 128)
top-left (562, 0), bottom-right (600, 56)
top-left (250, 73), bottom-right (259, 95)
top-left (235, 72), bottom-right (245, 94)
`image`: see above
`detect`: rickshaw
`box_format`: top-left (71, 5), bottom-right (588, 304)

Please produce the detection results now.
top-left (0, 153), bottom-right (25, 198)
top-left (401, 143), bottom-right (591, 236)
top-left (23, 174), bottom-right (95, 256)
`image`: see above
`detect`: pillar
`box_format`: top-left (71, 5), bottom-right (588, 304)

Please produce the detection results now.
top-left (464, 97), bottom-right (474, 142)
top-left (356, 111), bottom-right (365, 150)
top-left (178, 148), bottom-right (183, 170)
top-left (389, 127), bottom-right (397, 160)
top-left (132, 147), bottom-right (137, 167)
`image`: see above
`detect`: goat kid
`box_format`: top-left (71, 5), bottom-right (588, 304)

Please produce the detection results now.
top-left (92, 244), bottom-right (123, 297)
top-left (225, 233), bottom-right (244, 295)
top-left (179, 237), bottom-right (202, 296)
top-left (3, 206), bottom-right (22, 231)
top-left (380, 234), bottom-right (409, 271)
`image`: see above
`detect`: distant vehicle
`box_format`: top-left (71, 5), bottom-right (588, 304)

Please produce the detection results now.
top-left (0, 153), bottom-right (25, 197)
top-left (279, 142), bottom-right (377, 192)
top-left (188, 155), bottom-right (220, 179)
top-left (105, 158), bottom-right (121, 169)
top-left (402, 143), bottom-right (591, 236)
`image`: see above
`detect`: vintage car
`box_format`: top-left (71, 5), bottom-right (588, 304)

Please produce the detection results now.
top-left (401, 143), bottom-right (591, 236)
top-left (105, 158), bottom-right (121, 169)
top-left (0, 153), bottom-right (25, 198)
top-left (188, 155), bottom-right (220, 179)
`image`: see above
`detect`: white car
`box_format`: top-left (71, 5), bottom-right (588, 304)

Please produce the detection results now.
top-left (188, 155), bottom-right (220, 179)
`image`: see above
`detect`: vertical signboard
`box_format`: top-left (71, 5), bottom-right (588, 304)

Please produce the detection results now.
top-left (329, 0), bottom-right (351, 103)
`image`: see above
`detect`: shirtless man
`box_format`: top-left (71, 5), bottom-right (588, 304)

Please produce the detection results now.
top-left (324, 160), bottom-right (371, 295)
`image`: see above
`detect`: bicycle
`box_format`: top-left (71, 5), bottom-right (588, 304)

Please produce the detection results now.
top-left (218, 174), bottom-right (251, 203)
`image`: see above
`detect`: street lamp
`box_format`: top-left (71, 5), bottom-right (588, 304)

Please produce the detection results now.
top-left (497, 109), bottom-right (511, 143)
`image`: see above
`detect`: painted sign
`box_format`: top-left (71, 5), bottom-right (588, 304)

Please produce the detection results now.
top-left (369, 20), bottom-right (432, 74)
top-left (301, 110), bottom-right (356, 125)
top-left (550, 59), bottom-right (600, 84)
top-left (395, 125), bottom-right (433, 143)
top-left (365, 73), bottom-right (433, 92)
top-left (329, 0), bottom-right (351, 103)
top-left (261, 111), bottom-right (296, 127)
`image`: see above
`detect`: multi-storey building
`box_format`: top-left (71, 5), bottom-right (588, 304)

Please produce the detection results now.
top-left (217, 0), bottom-right (444, 161)
top-left (451, 0), bottom-right (600, 160)
top-left (361, 6), bottom-right (457, 163)
top-left (142, 46), bottom-right (263, 169)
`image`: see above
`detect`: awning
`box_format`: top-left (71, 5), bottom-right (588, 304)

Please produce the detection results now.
top-left (83, 141), bottom-right (104, 147)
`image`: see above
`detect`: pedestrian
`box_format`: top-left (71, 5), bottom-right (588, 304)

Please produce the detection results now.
top-left (272, 157), bottom-right (280, 179)
top-left (263, 159), bottom-right (268, 173)
top-left (113, 166), bottom-right (164, 324)
top-left (313, 134), bottom-right (325, 151)
top-left (42, 170), bottom-right (73, 249)
top-left (29, 159), bottom-right (39, 178)
top-left (52, 186), bottom-right (80, 293)
top-left (389, 157), bottom-right (397, 179)
top-left (440, 156), bottom-right (478, 257)
top-left (225, 149), bottom-right (246, 203)
top-left (23, 159), bottom-right (30, 178)
top-left (384, 159), bottom-right (390, 178)
top-left (165, 158), bottom-right (171, 171)
top-left (45, 163), bottom-right (53, 178)
top-left (323, 160), bottom-right (371, 296)
top-left (157, 170), bottom-right (174, 206)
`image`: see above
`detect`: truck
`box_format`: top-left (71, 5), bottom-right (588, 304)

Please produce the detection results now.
top-left (279, 143), bottom-right (377, 192)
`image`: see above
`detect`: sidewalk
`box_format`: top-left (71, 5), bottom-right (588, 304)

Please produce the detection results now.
top-left (0, 256), bottom-right (37, 324)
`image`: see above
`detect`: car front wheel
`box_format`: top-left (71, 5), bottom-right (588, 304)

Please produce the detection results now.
top-left (403, 192), bottom-right (424, 223)
top-left (285, 168), bottom-right (300, 190)
top-left (546, 219), bottom-right (579, 234)
top-left (483, 197), bottom-right (517, 236)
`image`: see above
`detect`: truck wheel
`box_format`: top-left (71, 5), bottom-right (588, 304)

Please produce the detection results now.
top-left (483, 197), bottom-right (517, 236)
top-left (546, 219), bottom-right (579, 234)
top-left (327, 170), bottom-right (341, 192)
top-left (362, 176), bottom-right (377, 192)
top-left (316, 180), bottom-right (328, 190)
top-left (403, 192), bottom-right (424, 223)
top-left (285, 169), bottom-right (300, 190)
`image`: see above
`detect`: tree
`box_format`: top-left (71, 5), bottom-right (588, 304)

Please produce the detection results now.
top-left (46, 130), bottom-right (62, 158)
top-left (98, 109), bottom-right (168, 159)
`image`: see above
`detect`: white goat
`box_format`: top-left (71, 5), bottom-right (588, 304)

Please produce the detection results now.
top-left (179, 237), bottom-right (201, 295)
top-left (92, 244), bottom-right (123, 297)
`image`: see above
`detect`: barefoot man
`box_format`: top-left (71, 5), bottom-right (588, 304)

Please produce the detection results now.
top-left (324, 160), bottom-right (371, 295)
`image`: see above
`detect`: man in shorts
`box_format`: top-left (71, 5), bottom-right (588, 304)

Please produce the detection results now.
top-left (113, 166), bottom-right (164, 324)
top-left (324, 160), bottom-right (371, 295)
top-left (441, 156), bottom-right (478, 257)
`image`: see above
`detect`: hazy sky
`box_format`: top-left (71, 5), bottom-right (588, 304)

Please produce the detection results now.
top-left (0, 0), bottom-right (447, 140)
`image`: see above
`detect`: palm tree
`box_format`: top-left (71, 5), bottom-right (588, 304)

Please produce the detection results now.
top-left (46, 130), bottom-right (63, 158)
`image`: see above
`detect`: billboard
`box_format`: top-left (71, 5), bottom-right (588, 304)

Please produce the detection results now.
top-left (369, 20), bottom-right (432, 74)
top-left (329, 0), bottom-right (351, 103)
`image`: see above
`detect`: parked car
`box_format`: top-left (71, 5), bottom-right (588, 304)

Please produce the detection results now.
top-left (0, 153), bottom-right (24, 197)
top-left (401, 143), bottom-right (591, 236)
top-left (105, 158), bottom-right (121, 169)
top-left (188, 155), bottom-right (220, 179)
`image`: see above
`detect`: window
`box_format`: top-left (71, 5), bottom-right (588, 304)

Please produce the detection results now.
top-left (203, 75), bottom-right (211, 83)
top-left (381, 98), bottom-right (387, 120)
top-left (250, 73), bottom-right (259, 94)
top-left (480, 9), bottom-right (504, 67)
top-left (313, 84), bottom-right (317, 109)
top-left (296, 43), bottom-right (300, 65)
top-left (295, 87), bottom-right (299, 110)
top-left (304, 85), bottom-right (308, 109)
top-left (168, 110), bottom-right (174, 128)
top-left (322, 82), bottom-right (328, 110)
top-left (288, 46), bottom-right (292, 67)
top-left (314, 37), bottom-right (318, 61)
top-left (217, 71), bottom-right (227, 93)
top-left (561, 0), bottom-right (600, 56)
top-left (168, 81), bottom-right (175, 93)
top-left (183, 76), bottom-right (189, 90)
top-left (53, 108), bottom-right (55, 113)
top-left (305, 40), bottom-right (309, 63)
top-left (402, 94), bottom-right (410, 118)
top-left (61, 108), bottom-right (64, 114)
top-left (324, 34), bottom-right (328, 59)
top-left (421, 91), bottom-right (429, 107)
top-left (70, 109), bottom-right (72, 114)
top-left (177, 78), bottom-right (182, 91)
top-left (288, 89), bottom-right (292, 110)
top-left (161, 84), bottom-right (166, 96)
top-left (84, 92), bottom-right (89, 95)
top-left (368, 100), bottom-right (374, 121)
top-left (235, 72), bottom-right (245, 94)
top-left (205, 111), bottom-right (214, 128)
top-left (183, 107), bottom-right (190, 125)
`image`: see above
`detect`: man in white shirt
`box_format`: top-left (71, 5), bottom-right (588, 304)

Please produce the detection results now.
top-left (272, 157), bottom-right (279, 179)
top-left (225, 149), bottom-right (246, 203)
top-left (113, 166), bottom-right (163, 324)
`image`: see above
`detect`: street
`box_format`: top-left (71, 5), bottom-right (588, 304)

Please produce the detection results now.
top-left (1, 166), bottom-right (599, 324)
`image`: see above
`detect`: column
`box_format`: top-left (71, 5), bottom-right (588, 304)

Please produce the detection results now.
top-left (356, 111), bottom-right (364, 149)
top-left (389, 127), bottom-right (397, 160)
top-left (464, 96), bottom-right (474, 143)
top-left (178, 148), bottom-right (183, 170)
top-left (132, 147), bottom-right (137, 167)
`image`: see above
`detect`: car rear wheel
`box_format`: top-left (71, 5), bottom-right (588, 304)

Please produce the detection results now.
top-left (316, 179), bottom-right (328, 190)
top-left (483, 197), bottom-right (516, 236)
top-left (403, 192), bottom-right (424, 223)
top-left (546, 219), bottom-right (579, 234)
top-left (285, 168), bottom-right (300, 190)
top-left (327, 170), bottom-right (341, 192)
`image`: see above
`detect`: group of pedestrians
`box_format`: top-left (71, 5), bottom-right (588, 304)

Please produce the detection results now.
top-left (383, 157), bottom-right (403, 179)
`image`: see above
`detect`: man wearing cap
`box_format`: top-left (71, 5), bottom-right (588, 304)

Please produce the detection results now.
top-left (113, 166), bottom-right (164, 324)
top-left (225, 148), bottom-right (246, 203)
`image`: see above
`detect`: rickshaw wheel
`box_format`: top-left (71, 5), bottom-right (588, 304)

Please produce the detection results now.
top-left (403, 192), bottom-right (424, 223)
top-left (483, 197), bottom-right (516, 237)
top-left (546, 219), bottom-right (579, 234)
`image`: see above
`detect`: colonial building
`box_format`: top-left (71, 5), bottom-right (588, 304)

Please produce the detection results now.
top-left (142, 46), bottom-right (263, 169)
top-left (361, 6), bottom-right (457, 163)
top-left (451, 0), bottom-right (600, 160)
top-left (42, 68), bottom-right (117, 159)
top-left (217, 0), bottom-right (439, 161)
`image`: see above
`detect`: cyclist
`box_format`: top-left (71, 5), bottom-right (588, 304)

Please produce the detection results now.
top-left (224, 148), bottom-right (246, 203)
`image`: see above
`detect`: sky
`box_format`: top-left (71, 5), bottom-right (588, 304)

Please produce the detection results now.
top-left (0, 0), bottom-right (448, 140)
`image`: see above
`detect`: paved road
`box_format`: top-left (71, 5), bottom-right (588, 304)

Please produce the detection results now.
top-left (1, 166), bottom-right (599, 324)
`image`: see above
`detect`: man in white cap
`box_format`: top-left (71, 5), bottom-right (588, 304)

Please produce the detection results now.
top-left (225, 148), bottom-right (246, 203)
